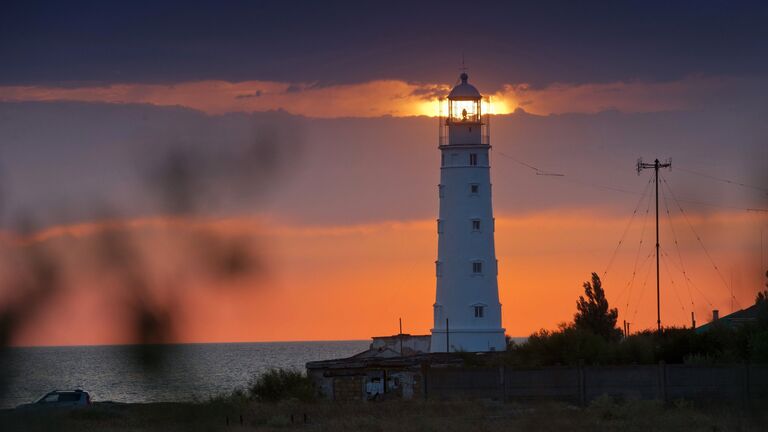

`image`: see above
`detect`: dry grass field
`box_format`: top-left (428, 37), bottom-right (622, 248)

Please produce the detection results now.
top-left (1, 397), bottom-right (767, 432)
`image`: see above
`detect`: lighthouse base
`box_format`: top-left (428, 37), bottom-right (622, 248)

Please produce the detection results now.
top-left (429, 328), bottom-right (506, 353)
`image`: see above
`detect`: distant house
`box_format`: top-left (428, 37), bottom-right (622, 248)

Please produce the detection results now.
top-left (306, 351), bottom-right (462, 401)
top-left (361, 334), bottom-right (431, 358)
top-left (695, 303), bottom-right (766, 333)
top-left (306, 334), bottom-right (443, 401)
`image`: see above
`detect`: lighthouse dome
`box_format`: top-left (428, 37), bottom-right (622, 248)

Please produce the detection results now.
top-left (448, 73), bottom-right (481, 100)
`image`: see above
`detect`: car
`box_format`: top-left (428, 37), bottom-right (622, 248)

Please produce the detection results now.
top-left (16, 389), bottom-right (92, 410)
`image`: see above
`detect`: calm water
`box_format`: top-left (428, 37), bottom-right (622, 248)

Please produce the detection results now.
top-left (0, 341), bottom-right (369, 408)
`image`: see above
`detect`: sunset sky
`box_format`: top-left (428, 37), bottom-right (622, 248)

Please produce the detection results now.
top-left (1, 1), bottom-right (767, 346)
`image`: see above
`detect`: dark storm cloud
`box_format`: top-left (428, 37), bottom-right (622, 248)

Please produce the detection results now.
top-left (235, 90), bottom-right (262, 99)
top-left (1, 1), bottom-right (767, 88)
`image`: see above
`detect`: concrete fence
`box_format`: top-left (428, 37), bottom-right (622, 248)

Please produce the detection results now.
top-left (425, 364), bottom-right (768, 403)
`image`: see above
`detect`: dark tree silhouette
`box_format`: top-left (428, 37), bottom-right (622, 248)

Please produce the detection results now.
top-left (757, 270), bottom-right (768, 305)
top-left (574, 272), bottom-right (621, 341)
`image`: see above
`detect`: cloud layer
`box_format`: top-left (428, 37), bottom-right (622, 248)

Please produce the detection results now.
top-left (3, 1), bottom-right (767, 87)
top-left (2, 75), bottom-right (765, 117)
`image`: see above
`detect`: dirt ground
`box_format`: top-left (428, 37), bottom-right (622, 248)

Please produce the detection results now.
top-left (1, 397), bottom-right (767, 432)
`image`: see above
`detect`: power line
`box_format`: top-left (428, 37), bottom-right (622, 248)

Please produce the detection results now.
top-left (602, 176), bottom-right (654, 278)
top-left (495, 151), bottom-right (564, 176)
top-left (620, 192), bottom-right (655, 318)
top-left (661, 251), bottom-right (687, 312)
top-left (675, 197), bottom-right (761, 212)
top-left (624, 250), bottom-right (655, 320)
top-left (676, 166), bottom-right (768, 195)
top-left (496, 150), bottom-right (655, 197)
top-left (495, 152), bottom-right (764, 211)
top-left (661, 173), bottom-right (742, 310)
top-left (661, 182), bottom-right (697, 311)
top-left (495, 152), bottom-right (760, 324)
top-left (631, 254), bottom-right (656, 324)
top-left (660, 247), bottom-right (714, 308)
top-left (557, 177), bottom-right (644, 196)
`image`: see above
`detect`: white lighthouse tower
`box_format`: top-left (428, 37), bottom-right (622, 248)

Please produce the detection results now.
top-left (430, 72), bottom-right (506, 352)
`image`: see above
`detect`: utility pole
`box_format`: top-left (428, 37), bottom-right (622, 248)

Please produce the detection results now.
top-left (445, 319), bottom-right (450, 353)
top-left (637, 158), bottom-right (671, 335)
top-left (747, 209), bottom-right (767, 301)
top-left (730, 272), bottom-right (734, 313)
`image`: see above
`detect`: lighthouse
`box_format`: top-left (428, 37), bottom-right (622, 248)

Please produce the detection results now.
top-left (430, 72), bottom-right (506, 352)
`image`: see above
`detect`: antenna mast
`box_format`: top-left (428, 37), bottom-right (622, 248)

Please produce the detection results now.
top-left (637, 157), bottom-right (672, 335)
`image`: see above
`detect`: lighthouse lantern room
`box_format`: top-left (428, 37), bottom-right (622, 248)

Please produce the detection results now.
top-left (431, 72), bottom-right (506, 352)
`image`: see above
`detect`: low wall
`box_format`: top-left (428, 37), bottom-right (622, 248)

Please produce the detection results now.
top-left (425, 364), bottom-right (768, 403)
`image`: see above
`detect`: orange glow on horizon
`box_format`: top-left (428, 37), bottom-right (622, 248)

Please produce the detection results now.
top-left (3, 210), bottom-right (762, 347)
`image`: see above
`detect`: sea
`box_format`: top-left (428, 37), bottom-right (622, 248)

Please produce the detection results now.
top-left (0, 340), bottom-right (370, 409)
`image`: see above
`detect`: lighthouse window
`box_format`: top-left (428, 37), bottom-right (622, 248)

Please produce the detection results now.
top-left (471, 220), bottom-right (481, 232)
top-left (439, 184), bottom-right (445, 198)
top-left (470, 184), bottom-right (479, 195)
top-left (474, 306), bottom-right (485, 318)
top-left (472, 261), bottom-right (483, 274)
top-left (436, 261), bottom-right (443, 277)
top-left (469, 153), bottom-right (478, 166)
top-left (437, 219), bottom-right (444, 233)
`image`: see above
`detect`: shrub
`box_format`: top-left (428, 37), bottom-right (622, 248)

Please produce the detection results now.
top-left (612, 332), bottom-right (655, 364)
top-left (574, 273), bottom-right (622, 342)
top-left (248, 368), bottom-right (315, 402)
top-left (506, 324), bottom-right (613, 366)
top-left (501, 280), bottom-right (768, 367)
top-left (750, 330), bottom-right (768, 363)
top-left (587, 394), bottom-right (621, 420)
top-left (205, 387), bottom-right (249, 406)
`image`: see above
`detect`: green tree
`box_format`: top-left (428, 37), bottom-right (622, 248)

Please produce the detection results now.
top-left (574, 272), bottom-right (621, 341)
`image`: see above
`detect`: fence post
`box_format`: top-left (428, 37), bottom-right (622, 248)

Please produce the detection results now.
top-left (744, 363), bottom-right (750, 407)
top-left (578, 361), bottom-right (586, 407)
top-left (421, 362), bottom-right (429, 401)
top-left (499, 366), bottom-right (506, 401)
top-left (657, 361), bottom-right (667, 402)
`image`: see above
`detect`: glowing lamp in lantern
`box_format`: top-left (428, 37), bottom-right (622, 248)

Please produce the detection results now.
top-left (447, 72), bottom-right (482, 124)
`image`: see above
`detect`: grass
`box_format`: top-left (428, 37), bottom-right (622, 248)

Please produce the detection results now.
top-left (248, 368), bottom-right (315, 402)
top-left (0, 397), bottom-right (766, 432)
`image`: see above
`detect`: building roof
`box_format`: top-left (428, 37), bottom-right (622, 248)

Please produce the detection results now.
top-left (306, 351), bottom-right (496, 370)
top-left (448, 73), bottom-right (481, 100)
top-left (695, 302), bottom-right (766, 333)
